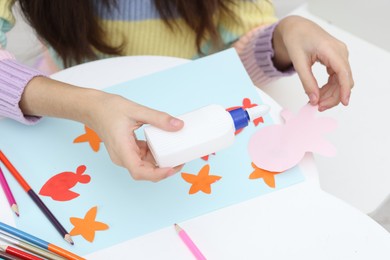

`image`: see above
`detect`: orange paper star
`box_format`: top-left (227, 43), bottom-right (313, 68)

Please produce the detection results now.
top-left (249, 162), bottom-right (282, 188)
top-left (181, 164), bottom-right (221, 194)
top-left (69, 206), bottom-right (109, 242)
top-left (73, 125), bottom-right (102, 152)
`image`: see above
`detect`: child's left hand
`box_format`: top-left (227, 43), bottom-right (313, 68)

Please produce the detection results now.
top-left (272, 15), bottom-right (354, 111)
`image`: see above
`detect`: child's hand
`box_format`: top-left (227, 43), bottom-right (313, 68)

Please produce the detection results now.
top-left (21, 77), bottom-right (183, 182)
top-left (272, 15), bottom-right (354, 111)
top-left (87, 94), bottom-right (184, 182)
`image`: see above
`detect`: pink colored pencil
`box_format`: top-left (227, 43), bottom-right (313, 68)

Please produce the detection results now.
top-left (174, 224), bottom-right (206, 260)
top-left (0, 166), bottom-right (19, 217)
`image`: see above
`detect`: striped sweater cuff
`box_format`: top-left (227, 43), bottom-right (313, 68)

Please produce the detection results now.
top-left (234, 22), bottom-right (295, 86)
top-left (0, 59), bottom-right (45, 125)
top-left (254, 23), bottom-right (295, 78)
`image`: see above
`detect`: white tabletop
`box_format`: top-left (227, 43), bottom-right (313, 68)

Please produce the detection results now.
top-left (43, 55), bottom-right (390, 259)
top-left (262, 4), bottom-right (390, 214)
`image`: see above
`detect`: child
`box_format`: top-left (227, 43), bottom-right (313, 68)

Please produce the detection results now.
top-left (0, 0), bottom-right (354, 181)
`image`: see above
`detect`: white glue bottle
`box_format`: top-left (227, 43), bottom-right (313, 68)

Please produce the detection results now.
top-left (144, 104), bottom-right (270, 168)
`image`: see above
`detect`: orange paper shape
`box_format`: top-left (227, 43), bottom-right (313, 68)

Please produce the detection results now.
top-left (226, 98), bottom-right (265, 135)
top-left (181, 164), bottom-right (221, 194)
top-left (39, 165), bottom-right (91, 201)
top-left (249, 162), bottom-right (282, 188)
top-left (73, 125), bottom-right (102, 152)
top-left (69, 206), bottom-right (109, 242)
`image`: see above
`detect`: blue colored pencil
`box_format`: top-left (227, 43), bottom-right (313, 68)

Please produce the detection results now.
top-left (0, 221), bottom-right (85, 260)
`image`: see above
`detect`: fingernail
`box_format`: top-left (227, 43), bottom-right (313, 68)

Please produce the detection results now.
top-left (345, 94), bottom-right (350, 105)
top-left (170, 118), bottom-right (182, 127)
top-left (309, 93), bottom-right (317, 104)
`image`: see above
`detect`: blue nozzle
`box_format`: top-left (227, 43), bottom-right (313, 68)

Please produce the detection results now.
top-left (228, 108), bottom-right (250, 131)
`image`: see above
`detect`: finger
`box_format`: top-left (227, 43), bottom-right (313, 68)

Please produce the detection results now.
top-left (124, 149), bottom-right (176, 182)
top-left (318, 83), bottom-right (340, 111)
top-left (137, 140), bottom-right (184, 177)
top-left (322, 47), bottom-right (354, 106)
top-left (337, 66), bottom-right (353, 106)
top-left (124, 140), bottom-right (181, 182)
top-left (132, 104), bottom-right (184, 132)
top-left (291, 51), bottom-right (320, 105)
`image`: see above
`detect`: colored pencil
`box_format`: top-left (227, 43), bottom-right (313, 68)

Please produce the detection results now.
top-left (0, 165), bottom-right (19, 217)
top-left (0, 232), bottom-right (65, 260)
top-left (0, 250), bottom-right (17, 260)
top-left (0, 222), bottom-right (84, 260)
top-left (0, 150), bottom-right (73, 245)
top-left (174, 224), bottom-right (206, 260)
top-left (0, 244), bottom-right (43, 260)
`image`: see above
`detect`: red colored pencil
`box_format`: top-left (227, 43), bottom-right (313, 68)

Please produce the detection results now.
top-left (0, 244), bottom-right (43, 260)
top-left (0, 222), bottom-right (85, 260)
top-left (0, 150), bottom-right (73, 245)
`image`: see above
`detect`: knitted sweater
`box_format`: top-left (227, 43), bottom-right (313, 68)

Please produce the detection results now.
top-left (0, 0), bottom-right (293, 124)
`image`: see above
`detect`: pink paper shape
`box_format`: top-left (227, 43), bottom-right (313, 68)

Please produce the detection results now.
top-left (248, 104), bottom-right (337, 172)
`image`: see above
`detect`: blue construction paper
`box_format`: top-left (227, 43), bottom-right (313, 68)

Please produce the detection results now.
top-left (0, 49), bottom-right (304, 255)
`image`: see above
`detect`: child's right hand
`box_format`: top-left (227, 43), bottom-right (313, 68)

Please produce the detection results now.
top-left (21, 77), bottom-right (184, 181)
top-left (86, 93), bottom-right (185, 182)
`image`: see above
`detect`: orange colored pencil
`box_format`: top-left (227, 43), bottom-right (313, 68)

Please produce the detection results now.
top-left (0, 150), bottom-right (73, 245)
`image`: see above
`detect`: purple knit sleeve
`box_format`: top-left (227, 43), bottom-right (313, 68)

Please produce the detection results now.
top-left (254, 23), bottom-right (295, 77)
top-left (234, 22), bottom-right (295, 86)
top-left (0, 54), bottom-right (46, 125)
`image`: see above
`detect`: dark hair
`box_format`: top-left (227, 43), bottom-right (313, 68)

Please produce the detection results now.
top-left (17, 0), bottom-right (237, 67)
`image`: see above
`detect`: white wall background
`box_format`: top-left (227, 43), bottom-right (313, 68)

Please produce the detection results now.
top-left (308, 0), bottom-right (390, 53)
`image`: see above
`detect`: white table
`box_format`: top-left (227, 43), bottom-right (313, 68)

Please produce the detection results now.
top-left (34, 56), bottom-right (388, 259)
top-left (263, 4), bottom-right (390, 214)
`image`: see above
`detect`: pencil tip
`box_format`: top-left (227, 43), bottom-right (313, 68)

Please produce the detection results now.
top-left (65, 234), bottom-right (74, 245)
top-left (174, 223), bottom-right (182, 233)
top-left (11, 205), bottom-right (19, 217)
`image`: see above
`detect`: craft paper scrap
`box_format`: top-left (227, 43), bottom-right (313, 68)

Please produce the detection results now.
top-left (39, 165), bottom-right (91, 201)
top-left (181, 164), bottom-right (222, 194)
top-left (249, 162), bottom-right (282, 188)
top-left (0, 49), bottom-right (304, 256)
top-left (248, 103), bottom-right (337, 172)
top-left (69, 206), bottom-right (109, 243)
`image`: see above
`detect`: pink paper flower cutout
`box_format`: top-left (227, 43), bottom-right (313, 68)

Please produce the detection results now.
top-left (248, 104), bottom-right (337, 172)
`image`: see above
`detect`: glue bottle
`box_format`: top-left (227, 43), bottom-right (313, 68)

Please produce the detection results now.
top-left (144, 104), bottom-right (270, 167)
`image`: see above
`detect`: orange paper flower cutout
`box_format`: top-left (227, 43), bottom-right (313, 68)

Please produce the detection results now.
top-left (249, 162), bottom-right (282, 188)
top-left (181, 164), bottom-right (221, 194)
top-left (69, 206), bottom-right (109, 242)
top-left (73, 125), bottom-right (102, 152)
